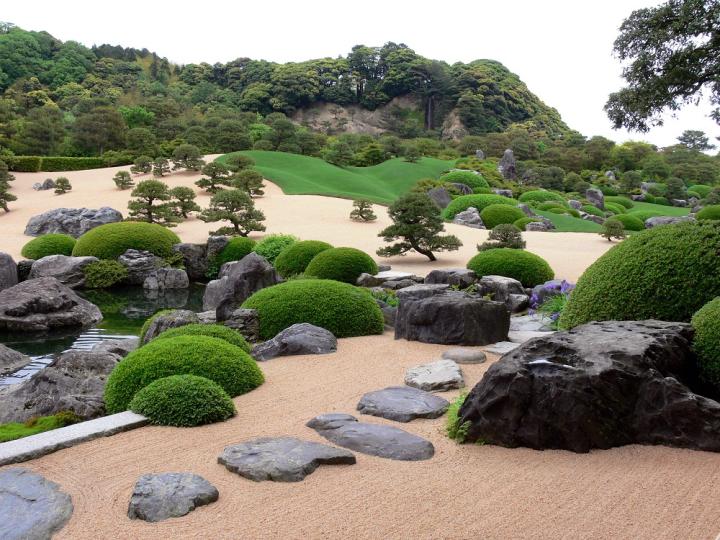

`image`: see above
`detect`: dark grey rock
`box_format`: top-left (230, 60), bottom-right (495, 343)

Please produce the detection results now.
top-left (568, 199), bottom-right (583, 210)
top-left (90, 337), bottom-right (139, 358)
top-left (356, 386), bottom-right (450, 422)
top-left (479, 275), bottom-right (528, 312)
top-left (518, 203), bottom-right (538, 217)
top-left (427, 187), bottom-right (452, 209)
top-left (0, 468), bottom-right (73, 540)
top-left (118, 249), bottom-right (164, 285)
top-left (452, 207), bottom-right (484, 229)
top-left (493, 189), bottom-right (513, 198)
top-left (497, 149), bottom-right (517, 179)
top-left (377, 264), bottom-right (391, 272)
top-left (222, 308), bottom-right (260, 342)
top-left (356, 271), bottom-right (417, 288)
top-left (585, 188), bottom-right (605, 210)
top-left (16, 259), bottom-right (34, 282)
top-left (451, 183), bottom-right (473, 195)
top-left (424, 268), bottom-right (476, 288)
top-left (252, 323), bottom-right (337, 361)
top-left (141, 309), bottom-right (199, 344)
top-left (382, 279), bottom-right (419, 290)
top-left (218, 437), bottom-right (356, 482)
top-left (441, 348), bottom-right (487, 365)
top-left (644, 216), bottom-right (695, 229)
top-left (172, 243), bottom-right (207, 281)
top-left (197, 310), bottom-right (217, 324)
top-left (404, 360), bottom-right (465, 391)
top-left (24, 207), bottom-right (122, 237)
top-left (381, 305), bottom-right (397, 327)
top-left (525, 221), bottom-right (551, 232)
top-left (205, 235), bottom-right (231, 263)
top-left (475, 149), bottom-right (485, 159)
top-left (127, 473), bottom-right (218, 522)
top-left (0, 252), bottom-right (18, 292)
top-left (307, 413), bottom-right (435, 461)
top-left (143, 268), bottom-right (189, 290)
top-left (29, 255), bottom-right (98, 289)
top-left (0, 343), bottom-right (30, 376)
top-left (32, 178), bottom-right (55, 191)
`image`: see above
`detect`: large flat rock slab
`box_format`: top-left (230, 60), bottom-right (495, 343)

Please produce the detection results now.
top-left (357, 386), bottom-right (449, 422)
top-left (404, 360), bottom-right (465, 391)
top-left (307, 413), bottom-right (434, 461)
top-left (252, 323), bottom-right (337, 361)
top-left (127, 472), bottom-right (218, 522)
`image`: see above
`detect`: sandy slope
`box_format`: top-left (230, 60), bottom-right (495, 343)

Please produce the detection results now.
top-left (0, 159), bottom-right (613, 281)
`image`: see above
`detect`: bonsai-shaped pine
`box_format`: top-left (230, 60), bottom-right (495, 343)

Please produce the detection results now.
top-left (196, 162), bottom-right (231, 193)
top-left (349, 199), bottom-right (377, 222)
top-left (152, 157), bottom-right (171, 177)
top-left (403, 144), bottom-right (421, 163)
top-left (600, 219), bottom-right (626, 242)
top-left (113, 170), bottom-right (134, 190)
top-left (127, 179), bottom-right (180, 227)
top-left (224, 154), bottom-right (255, 172)
top-left (199, 188), bottom-right (266, 237)
top-left (477, 224), bottom-right (526, 251)
top-left (0, 160), bottom-right (16, 211)
top-left (130, 155), bottom-right (153, 174)
top-left (169, 186), bottom-right (201, 218)
top-left (172, 144), bottom-right (205, 171)
top-left (377, 192), bottom-right (462, 261)
top-left (54, 177), bottom-right (72, 195)
top-left (231, 169), bottom-right (264, 197)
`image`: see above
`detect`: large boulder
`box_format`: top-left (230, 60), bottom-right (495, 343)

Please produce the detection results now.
top-left (28, 255), bottom-right (98, 289)
top-left (424, 268), bottom-right (477, 288)
top-left (118, 249), bottom-right (164, 285)
top-left (457, 320), bottom-right (720, 453)
top-left (16, 259), bottom-right (34, 282)
top-left (478, 275), bottom-right (529, 312)
top-left (0, 252), bottom-right (18, 291)
top-left (585, 188), bottom-right (605, 210)
top-left (427, 187), bottom-right (452, 209)
top-left (222, 308), bottom-right (260, 343)
top-left (451, 182), bottom-right (473, 195)
top-left (141, 309), bottom-right (199, 344)
top-left (0, 277), bottom-right (102, 333)
top-left (172, 243), bottom-right (207, 281)
top-left (644, 216), bottom-right (695, 229)
top-left (143, 268), bottom-right (189, 290)
top-left (452, 207), bottom-right (485, 229)
top-left (24, 207), bottom-right (123, 237)
top-left (252, 323), bottom-right (337, 361)
top-left (127, 473), bottom-right (218, 522)
top-left (0, 344), bottom-right (30, 376)
top-left (394, 284), bottom-right (510, 345)
top-left (497, 149), bottom-right (517, 179)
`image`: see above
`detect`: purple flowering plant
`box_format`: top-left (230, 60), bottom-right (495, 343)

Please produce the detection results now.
top-left (529, 280), bottom-right (575, 329)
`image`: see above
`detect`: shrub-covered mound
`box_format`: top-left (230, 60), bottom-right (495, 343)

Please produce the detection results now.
top-left (690, 185), bottom-right (713, 198)
top-left (439, 170), bottom-right (489, 190)
top-left (581, 205), bottom-right (605, 217)
top-left (104, 335), bottom-right (263, 413)
top-left (466, 248), bottom-right (554, 287)
top-left (697, 205), bottom-right (720, 221)
top-left (604, 202), bottom-right (626, 215)
top-left (153, 324), bottom-right (251, 353)
top-left (242, 279), bottom-right (384, 340)
top-left (274, 240), bottom-right (333, 278)
top-left (129, 374), bottom-right (236, 427)
top-left (83, 260), bottom-right (128, 288)
top-left (72, 222), bottom-right (180, 260)
top-left (480, 204), bottom-right (526, 229)
top-left (559, 222), bottom-right (720, 328)
top-left (252, 234), bottom-right (299, 263)
top-left (442, 194), bottom-right (517, 220)
top-left (21, 234), bottom-right (76, 259)
top-left (518, 190), bottom-right (566, 205)
top-left (217, 237), bottom-right (256, 267)
top-left (630, 210), bottom-right (663, 222)
top-left (605, 196), bottom-right (634, 209)
top-left (692, 298), bottom-right (720, 387)
top-left (607, 214), bottom-right (645, 231)
top-left (304, 247), bottom-right (378, 284)
top-left (513, 217), bottom-right (541, 231)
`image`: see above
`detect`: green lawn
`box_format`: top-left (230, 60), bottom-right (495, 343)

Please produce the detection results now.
top-left (0, 414), bottom-right (75, 443)
top-left (534, 210), bottom-right (604, 233)
top-left (627, 201), bottom-right (691, 216)
top-left (216, 151), bottom-right (455, 205)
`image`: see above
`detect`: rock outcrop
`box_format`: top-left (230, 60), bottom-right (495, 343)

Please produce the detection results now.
top-left (585, 188), bottom-right (605, 210)
top-left (141, 309), bottom-right (199, 344)
top-left (252, 323), bottom-right (337, 361)
top-left (24, 207), bottom-right (122, 237)
top-left (452, 207), bottom-right (484, 229)
top-left (0, 344), bottom-right (30, 376)
top-left (118, 249), bottom-right (164, 285)
top-left (0, 252), bottom-right (18, 292)
top-left (497, 149), bottom-right (517, 179)
top-left (28, 255), bottom-right (98, 289)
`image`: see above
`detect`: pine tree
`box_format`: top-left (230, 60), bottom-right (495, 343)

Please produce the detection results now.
top-left (127, 179), bottom-right (180, 226)
top-left (152, 157), bottom-right (171, 177)
top-left (169, 186), bottom-right (201, 218)
top-left (196, 162), bottom-right (232, 193)
top-left (349, 199), bottom-right (377, 221)
top-left (113, 170), bottom-right (134, 190)
top-left (199, 189), bottom-right (266, 236)
top-left (130, 155), bottom-right (153, 174)
top-left (54, 177), bottom-right (72, 194)
top-left (231, 169), bottom-right (265, 197)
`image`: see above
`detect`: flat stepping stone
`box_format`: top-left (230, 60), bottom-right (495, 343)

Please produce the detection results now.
top-left (483, 341), bottom-right (520, 355)
top-left (218, 437), bottom-right (355, 482)
top-left (508, 330), bottom-right (555, 344)
top-left (307, 413), bottom-right (434, 461)
top-left (357, 386), bottom-right (449, 422)
top-left (441, 347), bottom-right (487, 364)
top-left (127, 472), bottom-right (218, 522)
top-left (0, 468), bottom-right (73, 540)
top-left (404, 359), bottom-right (465, 391)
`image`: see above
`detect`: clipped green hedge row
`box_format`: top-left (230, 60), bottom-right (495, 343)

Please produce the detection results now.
top-left (692, 298), bottom-right (720, 387)
top-left (442, 194), bottom-right (518, 220)
top-left (607, 214), bottom-right (645, 231)
top-left (480, 204), bottom-right (526, 229)
top-left (4, 156), bottom-right (106, 172)
top-left (154, 324), bottom-right (251, 353)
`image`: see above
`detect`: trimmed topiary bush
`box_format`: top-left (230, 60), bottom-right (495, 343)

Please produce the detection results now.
top-left (252, 234), bottom-right (299, 264)
top-left (654, 196), bottom-right (670, 206)
top-left (630, 210), bottom-right (663, 222)
top-left (439, 170), bottom-right (489, 190)
top-left (129, 374), bottom-right (236, 427)
top-left (604, 202), bottom-right (626, 215)
top-left (218, 236), bottom-right (256, 266)
top-left (518, 190), bottom-right (566, 205)
top-left (581, 205), bottom-right (605, 218)
top-left (104, 335), bottom-right (263, 413)
top-left (690, 185), bottom-right (713, 198)
top-left (697, 205), bottom-right (720, 221)
top-left (606, 214), bottom-right (644, 231)
top-left (304, 247), bottom-right (378, 284)
top-left (153, 324), bottom-right (251, 353)
top-left (559, 222), bottom-right (720, 328)
top-left (691, 298), bottom-right (720, 387)
top-left (537, 202), bottom-right (566, 211)
top-left (21, 234), bottom-right (76, 259)
top-left (83, 260), bottom-right (129, 288)
top-left (479, 204), bottom-right (526, 229)
top-left (442, 194), bottom-right (517, 220)
top-left (513, 217), bottom-right (541, 231)
top-left (242, 279), bottom-right (384, 340)
top-left (466, 248), bottom-right (554, 287)
top-left (605, 196), bottom-right (634, 209)
top-left (274, 240), bottom-right (333, 278)
top-left (72, 222), bottom-right (180, 260)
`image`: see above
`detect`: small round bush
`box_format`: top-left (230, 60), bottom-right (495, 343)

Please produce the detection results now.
top-left (217, 237), bottom-right (256, 266)
top-left (691, 298), bottom-right (720, 386)
top-left (537, 201), bottom-right (566, 211)
top-left (129, 375), bottom-right (236, 427)
top-left (581, 205), bottom-right (605, 217)
top-left (654, 196), bottom-right (670, 206)
top-left (72, 222), bottom-right (180, 260)
top-left (513, 217), bottom-right (541, 231)
top-left (687, 190), bottom-right (702, 200)
top-left (439, 170), bottom-right (489, 190)
top-left (253, 234), bottom-right (299, 264)
top-left (304, 247), bottom-right (378, 284)
top-left (83, 260), bottom-right (128, 288)
top-left (153, 324), bottom-right (251, 353)
top-left (559, 222), bottom-right (720, 328)
top-left (21, 234), bottom-right (75, 259)
top-left (466, 248), bottom-right (554, 287)
top-left (607, 214), bottom-right (645, 231)
top-left (442, 194), bottom-right (517, 219)
top-left (643, 194), bottom-right (657, 204)
top-left (518, 190), bottom-right (566, 205)
top-left (605, 196), bottom-right (634, 209)
top-left (472, 186), bottom-right (493, 194)
top-left (480, 204), bottom-right (526, 229)
top-left (604, 202), bottom-right (626, 215)
top-left (104, 335), bottom-right (264, 413)
top-left (689, 185), bottom-right (712, 198)
top-left (630, 210), bottom-right (663, 222)
top-left (274, 240), bottom-right (333, 278)
top-left (548, 207), bottom-right (570, 214)
top-left (697, 205), bottom-right (720, 221)
top-left (242, 279), bottom-right (384, 340)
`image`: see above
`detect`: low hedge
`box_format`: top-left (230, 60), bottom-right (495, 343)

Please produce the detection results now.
top-left (518, 190), bottom-right (566, 205)
top-left (3, 156), bottom-right (42, 172)
top-left (442, 194), bottom-right (518, 220)
top-left (697, 205), bottom-right (720, 221)
top-left (3, 156), bottom-right (107, 172)
top-left (83, 260), bottom-right (128, 288)
top-left (253, 234), bottom-right (299, 264)
top-left (537, 202), bottom-right (566, 211)
top-left (73, 222), bottom-right (181, 260)
top-left (605, 196), bottom-right (634, 209)
top-left (630, 210), bottom-right (663, 223)
top-left (607, 214), bottom-right (645, 231)
top-left (480, 204), bottom-right (526, 229)
top-left (153, 324), bottom-right (251, 353)
top-left (274, 240), bottom-right (333, 278)
top-left (304, 247), bottom-right (377, 284)
top-left (466, 248), bottom-right (554, 287)
top-left (439, 170), bottom-right (489, 190)
top-left (21, 234), bottom-right (76, 259)
top-left (691, 298), bottom-right (720, 387)
top-left (242, 279), bottom-right (384, 340)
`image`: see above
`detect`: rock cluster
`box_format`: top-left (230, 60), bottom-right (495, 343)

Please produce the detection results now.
top-left (24, 207), bottom-right (122, 237)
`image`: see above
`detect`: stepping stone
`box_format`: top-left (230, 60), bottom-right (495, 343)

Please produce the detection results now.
top-left (509, 314), bottom-right (553, 332)
top-left (127, 472), bottom-right (218, 522)
top-left (0, 468), bottom-right (73, 540)
top-left (441, 348), bottom-right (487, 365)
top-left (307, 413), bottom-right (434, 461)
top-left (404, 359), bottom-right (465, 391)
top-left (218, 437), bottom-right (355, 482)
top-left (356, 386), bottom-right (449, 422)
top-left (252, 323), bottom-right (337, 361)
top-left (508, 330), bottom-right (555, 344)
top-left (483, 341), bottom-right (520, 355)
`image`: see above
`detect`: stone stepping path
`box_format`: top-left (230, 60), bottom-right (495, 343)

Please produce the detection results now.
top-left (405, 359), bottom-right (465, 391)
top-left (0, 468), bottom-right (73, 540)
top-left (128, 472), bottom-right (218, 522)
top-left (307, 413), bottom-right (435, 461)
top-left (357, 386), bottom-right (449, 422)
top-left (219, 437), bottom-right (356, 482)
top-left (483, 341), bottom-right (520, 355)
top-left (441, 348), bottom-right (487, 364)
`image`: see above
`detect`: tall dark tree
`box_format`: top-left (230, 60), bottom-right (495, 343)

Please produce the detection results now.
top-left (73, 105), bottom-right (127, 154)
top-left (677, 129), bottom-right (716, 151)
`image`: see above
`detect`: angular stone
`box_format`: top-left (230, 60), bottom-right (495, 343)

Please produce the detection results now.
top-left (307, 413), bottom-right (435, 461)
top-left (644, 216), bottom-right (695, 228)
top-left (482, 341), bottom-right (520, 355)
top-left (141, 309), bottom-right (199, 344)
top-left (222, 308), bottom-right (260, 343)
top-left (143, 268), bottom-right (189, 290)
top-left (29, 255), bottom-right (98, 289)
top-left (424, 268), bottom-right (477, 288)
top-left (525, 221), bottom-right (552, 232)
top-left (118, 249), bottom-right (164, 286)
top-left (90, 337), bottom-right (139, 358)
top-left (508, 330), bottom-right (555, 344)
top-left (441, 348), bottom-right (487, 365)
top-left (0, 343), bottom-right (30, 376)
top-left (24, 207), bottom-right (122, 237)
top-left (568, 199), bottom-right (583, 210)
top-left (404, 360), bottom-right (465, 391)
top-left (585, 188), bottom-right (605, 210)
top-left (16, 259), bottom-right (34, 282)
top-left (453, 207), bottom-right (485, 229)
top-left (510, 314), bottom-right (553, 332)
top-left (0, 252), bottom-right (18, 292)
top-left (127, 473), bottom-right (218, 522)
top-left (451, 182), bottom-right (473, 195)
top-left (218, 437), bottom-right (356, 482)
top-left (205, 235), bottom-right (231, 263)
top-left (172, 242), bottom-right (207, 281)
top-left (479, 275), bottom-right (528, 312)
top-left (497, 149), bottom-right (517, 179)
top-left (356, 270), bottom-right (417, 288)
top-left (357, 386), bottom-right (450, 422)
top-left (252, 323), bottom-right (337, 361)
top-left (0, 468), bottom-right (73, 540)
top-left (427, 187), bottom-right (452, 209)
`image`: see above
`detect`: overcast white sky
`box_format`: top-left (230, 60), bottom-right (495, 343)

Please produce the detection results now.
top-left (4, 0), bottom-right (718, 149)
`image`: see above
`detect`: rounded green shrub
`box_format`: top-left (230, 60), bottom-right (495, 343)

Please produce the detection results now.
top-left (153, 324), bottom-right (250, 353)
top-left (72, 222), bottom-right (180, 260)
top-left (691, 298), bottom-right (720, 386)
top-left (581, 205), bottom-right (605, 218)
top-left (442, 194), bottom-right (517, 220)
top-left (304, 247), bottom-right (378, 284)
top-left (687, 190), bottom-right (702, 200)
top-left (690, 185), bottom-right (713, 198)
top-left (643, 194), bottom-right (657, 204)
top-left (83, 260), bottom-right (128, 288)
top-left (630, 210), bottom-right (663, 222)
top-left (466, 248), bottom-right (554, 287)
top-left (607, 214), bottom-right (645, 231)
top-left (513, 217), bottom-right (541, 231)
top-left (654, 196), bottom-right (670, 206)
top-left (472, 186), bottom-right (493, 194)
top-left (697, 205), bottom-right (720, 221)
top-left (242, 279), bottom-right (384, 340)
top-left (21, 234), bottom-right (76, 259)
top-left (439, 170), bottom-right (489, 190)
top-left (548, 207), bottom-right (569, 214)
top-left (480, 204), bottom-right (526, 229)
top-left (605, 196), bottom-right (634, 209)
top-left (252, 234), bottom-right (299, 264)
top-left (518, 190), bottom-right (566, 205)
top-left (537, 202), bottom-right (566, 211)
top-left (274, 240), bottom-right (333, 278)
top-left (104, 335), bottom-right (264, 413)
top-left (217, 237), bottom-right (256, 267)
top-left (604, 202), bottom-right (626, 215)
top-left (559, 222), bottom-right (720, 328)
top-left (129, 374), bottom-right (236, 427)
